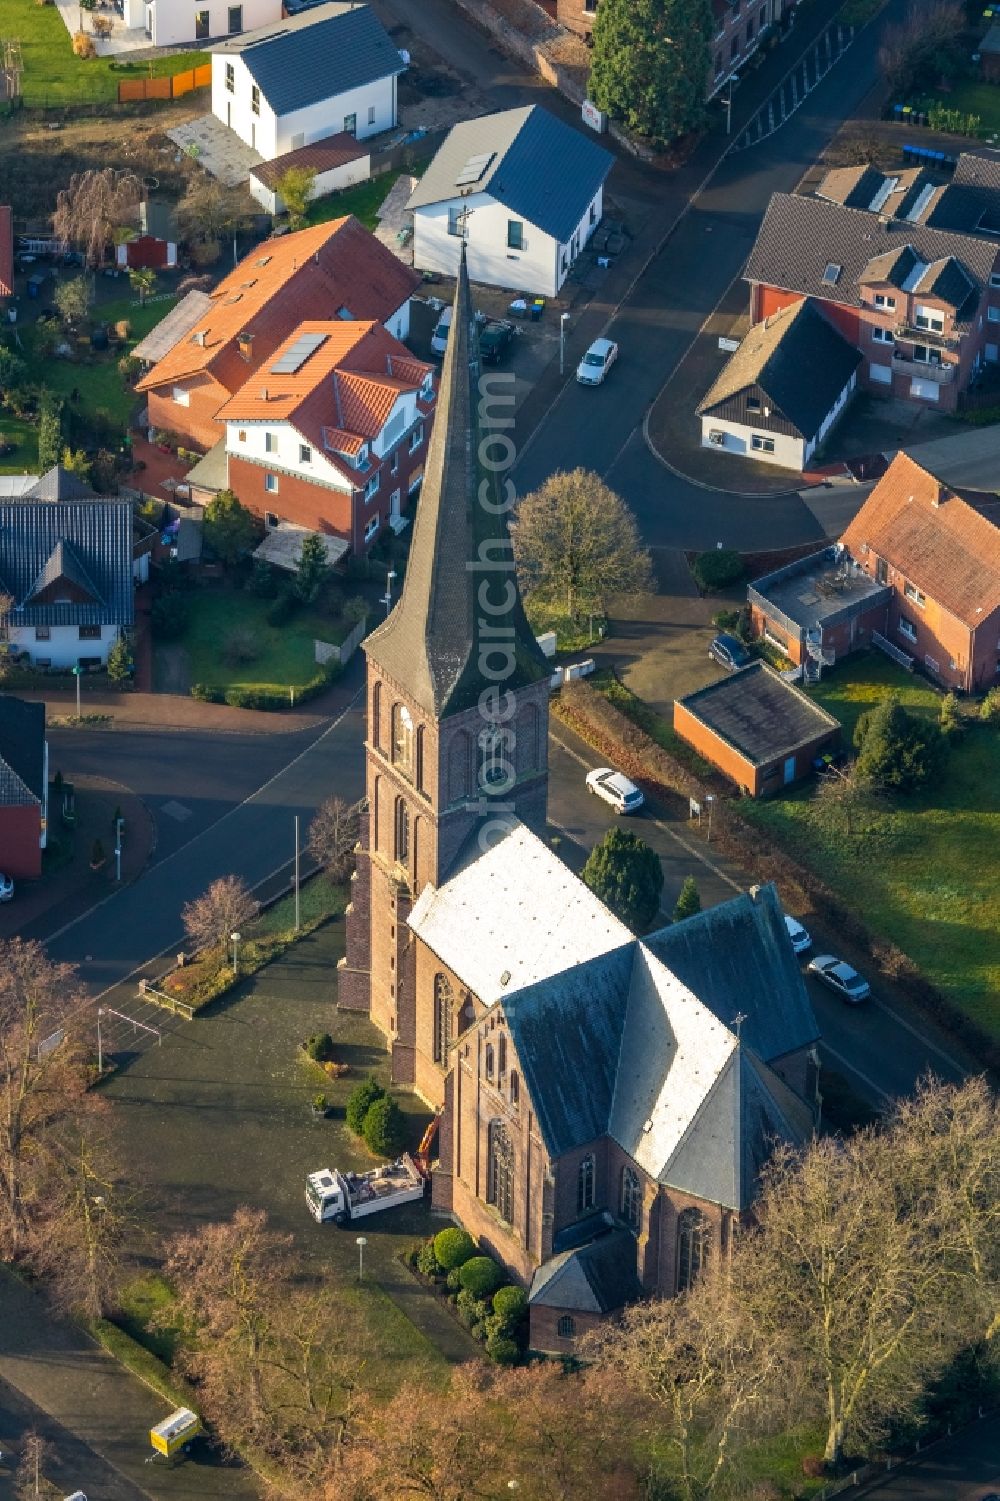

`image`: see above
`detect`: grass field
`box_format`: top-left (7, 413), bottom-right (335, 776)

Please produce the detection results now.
top-left (741, 654), bottom-right (1000, 1037)
top-left (916, 78), bottom-right (1000, 136)
top-left (0, 0), bottom-right (208, 107)
top-left (168, 588), bottom-right (353, 693)
top-left (304, 171), bottom-right (404, 231)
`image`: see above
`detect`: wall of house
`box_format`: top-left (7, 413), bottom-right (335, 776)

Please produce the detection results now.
top-left (854, 547), bottom-right (982, 690)
top-left (152, 0), bottom-right (277, 48)
top-left (212, 53), bottom-right (274, 155)
top-left (707, 0), bottom-right (784, 96)
top-left (412, 195), bottom-right (560, 297)
top-left (673, 699), bottom-right (838, 796)
top-left (700, 414), bottom-right (805, 470)
top-left (147, 372), bottom-right (230, 452)
top-left (11, 624), bottom-right (118, 670)
top-left (971, 604), bottom-right (1000, 692)
top-left (750, 597), bottom-right (889, 668)
top-left (528, 1303), bottom-right (607, 1355)
top-left (0, 804), bottom-right (42, 879)
top-left (272, 76), bottom-right (396, 159)
top-left (554, 187), bottom-right (603, 292)
top-left (249, 152), bottom-right (372, 214)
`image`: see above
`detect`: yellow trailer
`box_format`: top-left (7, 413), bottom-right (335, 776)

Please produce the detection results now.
top-left (149, 1408), bottom-right (201, 1458)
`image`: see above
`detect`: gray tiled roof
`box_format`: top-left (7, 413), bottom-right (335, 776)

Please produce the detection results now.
top-left (646, 883), bottom-right (819, 1064)
top-left (364, 247), bottom-right (548, 718)
top-left (214, 2), bottom-right (405, 118)
top-left (744, 192), bottom-right (997, 330)
top-left (697, 299), bottom-right (861, 440)
top-left (26, 465), bottom-right (96, 502)
top-left (407, 105), bottom-right (614, 245)
top-left (0, 499), bottom-right (133, 628)
top-left (28, 538), bottom-right (103, 605)
top-left (0, 696), bottom-right (45, 808)
top-left (528, 1228), bottom-right (643, 1313)
top-left (675, 661), bottom-right (840, 768)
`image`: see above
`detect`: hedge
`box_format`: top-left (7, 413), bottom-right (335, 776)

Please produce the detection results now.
top-left (434, 1227), bottom-right (477, 1271)
top-left (190, 661), bottom-right (341, 712)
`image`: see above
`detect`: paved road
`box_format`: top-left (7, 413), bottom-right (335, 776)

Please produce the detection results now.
top-left (514, 0), bottom-right (908, 551)
top-left (547, 722), bottom-right (969, 1109)
top-left (845, 1414), bottom-right (999, 1501)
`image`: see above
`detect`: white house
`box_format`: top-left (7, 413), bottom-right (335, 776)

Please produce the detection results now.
top-left (0, 469), bottom-right (133, 670)
top-left (211, 1), bottom-right (405, 163)
top-left (137, 0), bottom-right (279, 52)
top-left (248, 132), bottom-right (371, 214)
top-left (696, 300), bottom-right (862, 472)
top-left (407, 105), bottom-right (614, 299)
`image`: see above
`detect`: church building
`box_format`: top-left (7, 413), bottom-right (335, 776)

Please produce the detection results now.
top-left (339, 251), bottom-right (820, 1352)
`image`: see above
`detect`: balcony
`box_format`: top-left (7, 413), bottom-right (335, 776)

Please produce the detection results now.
top-left (891, 351), bottom-right (956, 383)
top-left (892, 321), bottom-right (960, 350)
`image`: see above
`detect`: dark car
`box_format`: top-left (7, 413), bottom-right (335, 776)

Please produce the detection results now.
top-left (708, 633), bottom-right (751, 672)
top-left (479, 320), bottom-right (515, 365)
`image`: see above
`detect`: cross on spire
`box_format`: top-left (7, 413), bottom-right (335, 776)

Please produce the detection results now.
top-left (732, 1011), bottom-right (748, 1043)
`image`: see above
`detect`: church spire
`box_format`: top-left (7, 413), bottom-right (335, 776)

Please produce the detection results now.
top-left (364, 246), bottom-right (547, 720)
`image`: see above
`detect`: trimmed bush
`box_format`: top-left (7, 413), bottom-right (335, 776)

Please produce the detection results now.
top-left (491, 1285), bottom-right (528, 1332)
top-left (190, 683), bottom-right (224, 703)
top-left (455, 1288), bottom-right (489, 1331)
top-left (458, 1255), bottom-right (504, 1298)
top-left (446, 1267), bottom-right (464, 1292)
top-left (346, 1075), bottom-right (386, 1136)
top-left (416, 1242), bottom-right (441, 1277)
top-left (304, 1032), bottom-right (335, 1063)
top-left (362, 1094), bottom-right (406, 1157)
top-left (151, 592), bottom-right (189, 640)
top-left (692, 548), bottom-right (745, 592)
top-left (433, 1226), bottom-right (477, 1271)
top-left (485, 1333), bottom-right (520, 1366)
top-left (979, 686), bottom-right (1000, 723)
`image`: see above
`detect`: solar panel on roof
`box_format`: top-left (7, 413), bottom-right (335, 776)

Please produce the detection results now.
top-left (821, 262), bottom-right (843, 285)
top-left (454, 151), bottom-right (495, 187)
top-left (271, 330), bottom-right (328, 374)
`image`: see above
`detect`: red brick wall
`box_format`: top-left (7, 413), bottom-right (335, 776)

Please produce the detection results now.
top-left (971, 605), bottom-right (1000, 693)
top-left (852, 550), bottom-right (982, 691)
top-left (0, 804), bottom-right (41, 879)
top-left (228, 457), bottom-right (355, 538)
top-left (529, 1303), bottom-right (606, 1354)
top-left (674, 699), bottom-right (758, 793)
top-left (146, 374), bottom-right (229, 452)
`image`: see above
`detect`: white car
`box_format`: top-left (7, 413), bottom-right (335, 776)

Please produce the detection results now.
top-left (806, 954), bottom-right (871, 1004)
top-left (0, 872), bottom-right (13, 902)
top-left (431, 305), bottom-right (452, 356)
top-left (784, 914), bottom-right (812, 954)
top-left (576, 337), bottom-right (618, 385)
top-left (586, 767), bottom-right (644, 814)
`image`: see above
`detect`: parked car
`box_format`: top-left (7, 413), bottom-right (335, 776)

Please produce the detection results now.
top-left (708, 633), bottom-right (752, 672)
top-left (576, 337), bottom-right (619, 385)
top-left (585, 766), bottom-right (644, 814)
top-left (0, 872), bottom-right (14, 902)
top-left (806, 954), bottom-right (871, 1004)
top-left (479, 319), bottom-right (516, 364)
top-left (783, 914), bottom-right (812, 954)
top-left (431, 305), bottom-right (452, 356)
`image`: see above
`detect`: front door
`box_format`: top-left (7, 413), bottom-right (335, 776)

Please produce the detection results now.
top-left (194, 8), bottom-right (209, 38)
top-left (783, 756), bottom-right (796, 785)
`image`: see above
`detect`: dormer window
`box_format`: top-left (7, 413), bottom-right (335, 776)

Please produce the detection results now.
top-left (420, 372), bottom-right (433, 400)
top-left (355, 443), bottom-right (370, 470)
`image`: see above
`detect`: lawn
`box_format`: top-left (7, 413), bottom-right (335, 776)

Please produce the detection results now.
top-left (914, 78), bottom-right (1000, 136)
top-left (163, 587), bottom-right (356, 694)
top-left (741, 653), bottom-right (1000, 1037)
top-left (0, 0), bottom-right (208, 107)
top-left (304, 171), bottom-right (404, 231)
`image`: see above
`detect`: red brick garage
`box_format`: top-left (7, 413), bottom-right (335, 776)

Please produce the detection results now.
top-left (674, 661), bottom-right (840, 797)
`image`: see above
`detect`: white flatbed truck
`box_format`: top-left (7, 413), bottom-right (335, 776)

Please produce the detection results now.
top-left (306, 1154), bottom-right (426, 1225)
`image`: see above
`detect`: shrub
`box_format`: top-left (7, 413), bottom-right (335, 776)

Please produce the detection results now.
top-left (939, 691), bottom-right (964, 739)
top-left (346, 1075), bottom-right (386, 1136)
top-left (491, 1285), bottom-right (528, 1332)
top-left (223, 625), bottom-right (261, 666)
top-left (416, 1241), bottom-right (442, 1277)
top-left (267, 588), bottom-right (299, 627)
top-left (190, 683), bottom-right (224, 703)
top-left (672, 875), bottom-right (702, 923)
top-left (980, 686), bottom-right (1000, 723)
top-left (151, 592), bottom-right (189, 640)
top-left (711, 607), bottom-right (742, 631)
top-left (455, 1288), bottom-right (489, 1331)
top-left (249, 560), bottom-right (279, 598)
top-left (458, 1255), bottom-right (504, 1298)
top-left (446, 1267), bottom-right (464, 1291)
top-left (485, 1333), bottom-right (520, 1366)
top-left (72, 30), bottom-right (97, 56)
top-left (854, 696), bottom-right (948, 793)
top-left (304, 1032), bottom-right (335, 1063)
top-left (692, 548), bottom-right (745, 592)
top-left (433, 1227), bottom-right (477, 1271)
top-left (362, 1094), bottom-right (406, 1157)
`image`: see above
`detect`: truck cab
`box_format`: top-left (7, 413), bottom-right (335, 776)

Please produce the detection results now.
top-left (306, 1168), bottom-right (349, 1224)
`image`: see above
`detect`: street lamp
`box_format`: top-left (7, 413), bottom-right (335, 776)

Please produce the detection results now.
top-left (114, 814), bottom-right (123, 883)
top-left (559, 311), bottom-right (570, 376)
top-left (723, 73), bottom-right (739, 136)
top-left (382, 568), bottom-right (397, 616)
top-left (231, 930), bottom-right (241, 975)
top-left (71, 663), bottom-right (82, 719)
top-left (705, 795), bottom-right (715, 842)
top-left (356, 1234), bottom-right (367, 1281)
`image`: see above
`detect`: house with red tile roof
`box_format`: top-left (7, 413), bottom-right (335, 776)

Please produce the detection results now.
top-left (136, 216), bottom-right (419, 451)
top-left (0, 206), bottom-right (13, 300)
top-left (215, 319), bottom-right (435, 554)
top-left (749, 451), bottom-right (1000, 692)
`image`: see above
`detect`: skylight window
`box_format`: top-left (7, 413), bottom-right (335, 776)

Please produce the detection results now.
top-left (821, 262), bottom-right (843, 286)
top-left (454, 151), bottom-right (495, 187)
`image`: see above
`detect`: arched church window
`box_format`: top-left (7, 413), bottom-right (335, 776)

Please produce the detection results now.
top-left (416, 724), bottom-right (426, 793)
top-left (487, 1118), bottom-right (515, 1223)
top-left (485, 1042), bottom-right (495, 1080)
top-left (392, 703), bottom-right (414, 780)
top-left (517, 703), bottom-right (539, 775)
top-left (621, 1165), bottom-right (642, 1233)
top-left (577, 1154), bottom-right (595, 1214)
top-left (498, 1034), bottom-right (507, 1081)
top-left (478, 723), bottom-right (512, 793)
top-left (676, 1207), bottom-right (711, 1293)
top-left (557, 1315), bottom-right (576, 1339)
top-left (510, 1070), bottom-right (519, 1109)
top-left (433, 974), bottom-right (454, 1064)
top-left (394, 797), bottom-right (409, 864)
top-left (371, 681), bottom-right (381, 751)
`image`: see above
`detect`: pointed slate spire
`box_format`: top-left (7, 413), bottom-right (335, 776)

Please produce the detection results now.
top-left (365, 245), bottom-right (547, 719)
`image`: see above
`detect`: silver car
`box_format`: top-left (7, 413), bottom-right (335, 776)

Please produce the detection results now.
top-left (576, 337), bottom-right (619, 386)
top-left (807, 954), bottom-right (871, 1004)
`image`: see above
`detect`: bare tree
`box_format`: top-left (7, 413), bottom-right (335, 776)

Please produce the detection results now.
top-left (181, 875), bottom-right (259, 957)
top-left (878, 1), bottom-right (964, 98)
top-left (810, 763), bottom-right (882, 846)
top-left (177, 177), bottom-right (251, 248)
top-left (308, 797), bottom-right (361, 881)
top-left (53, 169), bottom-right (141, 269)
top-left (0, 941), bottom-right (89, 1256)
top-left (15, 1430), bottom-right (54, 1501)
top-left (512, 468), bottom-right (653, 616)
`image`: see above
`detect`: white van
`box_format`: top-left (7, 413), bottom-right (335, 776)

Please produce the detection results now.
top-left (431, 305), bottom-right (452, 356)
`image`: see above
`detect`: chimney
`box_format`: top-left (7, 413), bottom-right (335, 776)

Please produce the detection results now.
top-left (931, 484), bottom-right (944, 508)
top-left (193, 329), bottom-right (206, 346)
top-left (261, 386), bottom-right (269, 402)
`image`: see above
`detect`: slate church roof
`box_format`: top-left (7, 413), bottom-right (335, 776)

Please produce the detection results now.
top-left (364, 247), bottom-right (549, 717)
top-left (0, 480), bottom-right (133, 629)
top-left (0, 697), bottom-right (45, 810)
top-left (528, 1227), bottom-right (644, 1314)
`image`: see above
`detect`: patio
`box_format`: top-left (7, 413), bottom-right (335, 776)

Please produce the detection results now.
top-left (53, 0), bottom-right (152, 56)
top-left (167, 114), bottom-right (263, 187)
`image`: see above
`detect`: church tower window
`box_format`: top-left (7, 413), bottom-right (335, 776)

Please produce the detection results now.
top-left (621, 1165), bottom-right (642, 1233)
top-left (392, 703), bottom-right (414, 780)
top-left (394, 798), bottom-right (409, 864)
top-left (577, 1154), bottom-right (595, 1214)
top-left (371, 681), bottom-right (381, 750)
top-left (498, 1034), bottom-right (507, 1081)
top-left (509, 1070), bottom-right (519, 1109)
top-left (479, 723), bottom-right (511, 791)
top-left (433, 973), bottom-right (454, 1064)
top-left (487, 1118), bottom-right (514, 1223)
top-left (676, 1207), bottom-right (711, 1293)
top-left (485, 1041), bottom-right (495, 1080)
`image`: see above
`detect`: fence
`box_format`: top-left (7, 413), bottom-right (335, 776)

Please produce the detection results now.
top-left (369, 128), bottom-right (447, 179)
top-left (117, 64), bottom-right (211, 104)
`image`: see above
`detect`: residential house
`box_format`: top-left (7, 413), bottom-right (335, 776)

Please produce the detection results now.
top-left (134, 0), bottom-right (279, 53)
top-left (407, 106), bottom-right (614, 297)
top-left (210, 2), bottom-right (405, 162)
top-left (0, 205), bottom-right (12, 301)
top-left (249, 132), bottom-right (371, 214)
top-left (748, 451), bottom-right (1000, 692)
top-left (217, 319), bottom-right (435, 553)
top-left (0, 473), bottom-right (133, 669)
top-left (135, 217), bottom-right (419, 452)
top-left (698, 298), bottom-right (860, 469)
top-left (0, 697), bottom-right (47, 880)
top-left (339, 252), bottom-right (820, 1337)
top-left (115, 202), bottom-right (179, 271)
top-left (743, 155), bottom-right (1000, 410)
top-left (673, 661), bottom-right (841, 795)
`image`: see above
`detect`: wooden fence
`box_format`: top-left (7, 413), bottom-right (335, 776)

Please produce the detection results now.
top-left (117, 64), bottom-right (211, 104)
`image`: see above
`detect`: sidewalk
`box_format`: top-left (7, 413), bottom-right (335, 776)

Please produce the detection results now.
top-left (0, 1270), bottom-right (260, 1501)
top-left (12, 686), bottom-right (330, 736)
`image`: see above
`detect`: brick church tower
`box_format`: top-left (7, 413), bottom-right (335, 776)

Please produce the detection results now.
top-left (338, 249), bottom-right (551, 1096)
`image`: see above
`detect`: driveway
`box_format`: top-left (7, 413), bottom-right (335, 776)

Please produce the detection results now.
top-left (167, 116), bottom-right (262, 187)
